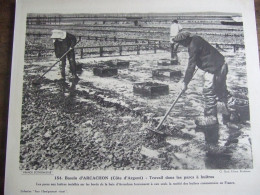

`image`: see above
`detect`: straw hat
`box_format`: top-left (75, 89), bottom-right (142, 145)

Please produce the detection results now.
top-left (50, 30), bottom-right (66, 39)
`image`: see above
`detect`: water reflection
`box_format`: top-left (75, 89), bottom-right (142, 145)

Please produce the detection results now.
top-left (57, 78), bottom-right (79, 111)
top-left (199, 124), bottom-right (233, 169)
top-left (203, 124), bottom-right (220, 145)
top-left (205, 153), bottom-right (232, 169)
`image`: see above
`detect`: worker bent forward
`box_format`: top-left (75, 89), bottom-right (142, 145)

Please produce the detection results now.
top-left (174, 31), bottom-right (237, 128)
top-left (51, 30), bottom-right (78, 80)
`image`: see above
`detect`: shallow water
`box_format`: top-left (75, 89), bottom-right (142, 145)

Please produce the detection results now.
top-left (21, 50), bottom-right (252, 170)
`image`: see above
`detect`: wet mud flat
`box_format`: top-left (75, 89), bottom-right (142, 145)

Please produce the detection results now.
top-left (20, 51), bottom-right (252, 170)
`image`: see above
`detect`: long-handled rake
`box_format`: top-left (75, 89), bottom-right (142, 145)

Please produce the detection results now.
top-left (147, 68), bottom-right (199, 135)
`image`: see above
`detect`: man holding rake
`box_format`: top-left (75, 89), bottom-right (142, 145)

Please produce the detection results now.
top-left (51, 29), bottom-right (78, 80)
top-left (174, 31), bottom-right (238, 128)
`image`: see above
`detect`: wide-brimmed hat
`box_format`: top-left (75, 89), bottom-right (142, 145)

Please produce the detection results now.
top-left (51, 30), bottom-right (66, 39)
top-left (174, 31), bottom-right (191, 42)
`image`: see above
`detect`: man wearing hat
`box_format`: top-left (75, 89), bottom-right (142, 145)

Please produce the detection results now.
top-left (51, 30), bottom-right (78, 80)
top-left (170, 20), bottom-right (182, 64)
top-left (174, 31), bottom-right (236, 128)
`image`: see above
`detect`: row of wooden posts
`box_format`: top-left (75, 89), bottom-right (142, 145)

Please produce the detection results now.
top-left (31, 43), bottom-right (160, 58)
top-left (25, 34), bottom-right (245, 58)
top-left (88, 44), bottom-right (159, 57)
top-left (28, 42), bottom-right (244, 59)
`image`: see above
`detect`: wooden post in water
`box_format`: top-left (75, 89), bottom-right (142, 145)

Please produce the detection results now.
top-left (119, 46), bottom-right (122, 56)
top-left (80, 48), bottom-right (84, 59)
top-left (38, 50), bottom-right (41, 58)
top-left (100, 47), bottom-right (103, 57)
top-left (137, 45), bottom-right (140, 55)
top-left (233, 44), bottom-right (238, 53)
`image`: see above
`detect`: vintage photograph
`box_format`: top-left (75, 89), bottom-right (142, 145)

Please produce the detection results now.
top-left (20, 12), bottom-right (252, 170)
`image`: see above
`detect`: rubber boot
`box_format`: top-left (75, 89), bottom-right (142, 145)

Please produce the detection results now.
top-left (206, 144), bottom-right (232, 157)
top-left (171, 52), bottom-right (178, 65)
top-left (195, 105), bottom-right (218, 128)
top-left (69, 65), bottom-right (79, 80)
top-left (170, 42), bottom-right (178, 65)
top-left (61, 71), bottom-right (66, 79)
top-left (73, 74), bottom-right (79, 80)
top-left (223, 112), bottom-right (240, 124)
top-left (223, 96), bottom-right (240, 123)
top-left (59, 60), bottom-right (66, 81)
top-left (195, 115), bottom-right (218, 128)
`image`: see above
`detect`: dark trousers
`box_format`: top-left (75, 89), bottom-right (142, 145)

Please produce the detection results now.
top-left (59, 50), bottom-right (77, 78)
top-left (203, 63), bottom-right (230, 116)
top-left (170, 43), bottom-right (179, 59)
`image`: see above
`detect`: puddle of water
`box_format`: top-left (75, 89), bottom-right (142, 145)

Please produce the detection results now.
top-left (166, 138), bottom-right (188, 146)
top-left (140, 146), bottom-right (160, 158)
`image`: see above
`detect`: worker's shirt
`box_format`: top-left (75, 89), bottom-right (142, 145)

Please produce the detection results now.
top-left (54, 33), bottom-right (77, 58)
top-left (170, 23), bottom-right (182, 43)
top-left (183, 35), bottom-right (225, 85)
